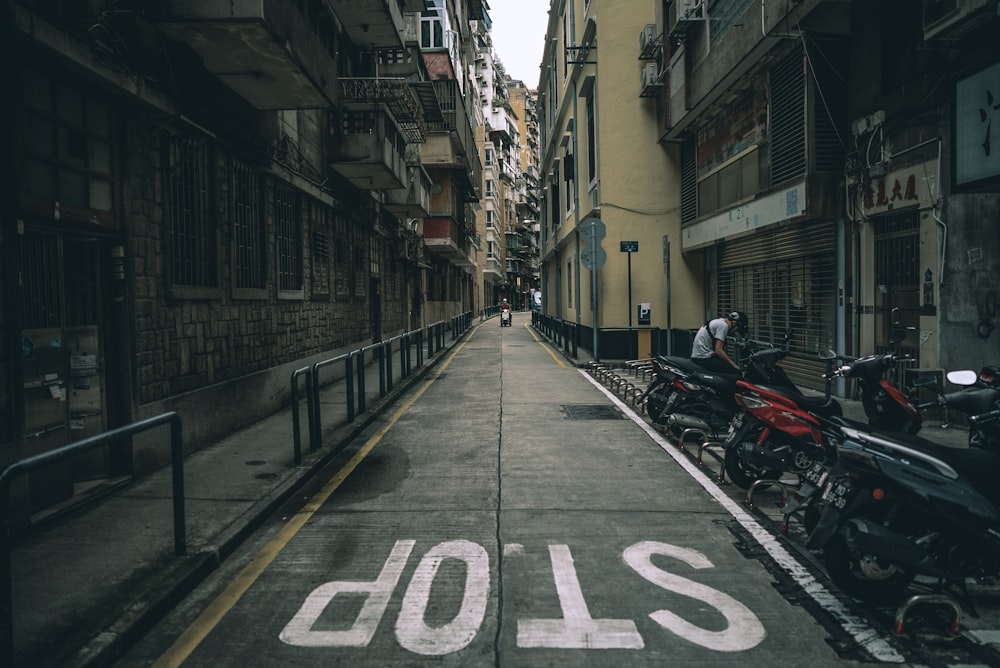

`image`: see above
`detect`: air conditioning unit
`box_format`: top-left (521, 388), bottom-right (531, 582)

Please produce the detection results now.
top-left (922, 0), bottom-right (994, 41)
top-left (639, 23), bottom-right (660, 60)
top-left (639, 62), bottom-right (662, 98)
top-left (668, 0), bottom-right (706, 38)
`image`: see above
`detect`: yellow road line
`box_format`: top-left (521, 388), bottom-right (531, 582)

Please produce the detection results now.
top-left (524, 322), bottom-right (568, 367)
top-left (153, 332), bottom-right (475, 667)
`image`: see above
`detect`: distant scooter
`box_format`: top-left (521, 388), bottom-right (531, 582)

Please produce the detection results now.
top-left (500, 308), bottom-right (512, 327)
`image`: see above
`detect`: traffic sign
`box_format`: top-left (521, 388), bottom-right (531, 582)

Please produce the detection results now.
top-left (620, 240), bottom-right (639, 253)
top-left (581, 245), bottom-right (607, 270)
top-left (581, 216), bottom-right (606, 242)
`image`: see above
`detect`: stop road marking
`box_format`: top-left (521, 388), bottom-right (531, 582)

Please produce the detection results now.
top-left (280, 539), bottom-right (765, 654)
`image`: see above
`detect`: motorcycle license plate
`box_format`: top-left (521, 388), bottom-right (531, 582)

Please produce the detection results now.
top-left (821, 478), bottom-right (851, 511)
top-left (802, 462), bottom-right (828, 487)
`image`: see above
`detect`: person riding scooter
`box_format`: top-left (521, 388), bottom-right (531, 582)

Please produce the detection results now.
top-left (500, 299), bottom-right (512, 327)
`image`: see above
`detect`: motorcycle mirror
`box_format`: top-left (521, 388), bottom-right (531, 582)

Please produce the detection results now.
top-left (817, 349), bottom-right (837, 361)
top-left (947, 370), bottom-right (978, 386)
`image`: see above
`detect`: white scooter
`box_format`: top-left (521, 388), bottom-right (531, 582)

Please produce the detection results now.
top-left (500, 308), bottom-right (511, 327)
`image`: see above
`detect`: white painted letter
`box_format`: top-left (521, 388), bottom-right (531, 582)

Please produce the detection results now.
top-left (623, 540), bottom-right (765, 651)
top-left (395, 539), bottom-right (490, 655)
top-left (518, 544), bottom-right (644, 649)
top-left (279, 540), bottom-right (414, 647)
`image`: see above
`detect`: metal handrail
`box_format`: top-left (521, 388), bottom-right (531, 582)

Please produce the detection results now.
top-left (0, 411), bottom-right (185, 667)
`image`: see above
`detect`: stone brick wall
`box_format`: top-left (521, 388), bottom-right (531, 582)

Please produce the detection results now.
top-left (126, 120), bottom-right (397, 407)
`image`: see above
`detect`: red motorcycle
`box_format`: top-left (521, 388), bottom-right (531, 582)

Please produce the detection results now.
top-left (723, 376), bottom-right (842, 490)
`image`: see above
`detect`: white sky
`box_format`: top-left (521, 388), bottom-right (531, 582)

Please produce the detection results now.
top-left (488, 0), bottom-right (550, 90)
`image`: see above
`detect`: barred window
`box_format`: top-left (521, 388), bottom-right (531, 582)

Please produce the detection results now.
top-left (165, 136), bottom-right (217, 291)
top-left (310, 200), bottom-right (331, 298)
top-left (333, 211), bottom-right (351, 299)
top-left (230, 159), bottom-right (265, 293)
top-left (274, 182), bottom-right (302, 294)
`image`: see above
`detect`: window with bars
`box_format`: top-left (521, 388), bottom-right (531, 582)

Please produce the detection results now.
top-left (333, 211), bottom-right (351, 299)
top-left (165, 135), bottom-right (217, 294)
top-left (23, 69), bottom-right (115, 223)
top-left (230, 159), bottom-right (265, 294)
top-left (353, 242), bottom-right (367, 299)
top-left (310, 200), bottom-right (331, 298)
top-left (274, 181), bottom-right (303, 295)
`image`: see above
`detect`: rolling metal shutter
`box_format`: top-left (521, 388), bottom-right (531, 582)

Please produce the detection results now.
top-left (718, 220), bottom-right (837, 390)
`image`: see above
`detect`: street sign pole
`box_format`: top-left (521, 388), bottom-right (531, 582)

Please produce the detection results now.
top-left (620, 241), bottom-right (639, 359)
top-left (591, 221), bottom-right (598, 361)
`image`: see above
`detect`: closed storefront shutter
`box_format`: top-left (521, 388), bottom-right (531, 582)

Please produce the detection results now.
top-left (718, 220), bottom-right (838, 390)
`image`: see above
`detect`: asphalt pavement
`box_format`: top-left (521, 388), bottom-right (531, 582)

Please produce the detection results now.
top-left (6, 313), bottom-right (973, 667)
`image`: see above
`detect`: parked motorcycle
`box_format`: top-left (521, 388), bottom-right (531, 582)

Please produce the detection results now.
top-left (943, 368), bottom-right (1000, 449)
top-left (723, 364), bottom-right (843, 490)
top-left (806, 405), bottom-right (1000, 608)
top-left (643, 333), bottom-right (801, 446)
top-left (781, 368), bottom-right (1000, 538)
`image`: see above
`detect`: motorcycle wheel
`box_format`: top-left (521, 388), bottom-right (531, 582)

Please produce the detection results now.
top-left (823, 516), bottom-right (916, 606)
top-left (723, 444), bottom-right (782, 490)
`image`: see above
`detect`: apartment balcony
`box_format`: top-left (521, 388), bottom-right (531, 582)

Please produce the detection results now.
top-left (484, 257), bottom-right (505, 280)
top-left (423, 80), bottom-right (482, 202)
top-left (154, 0), bottom-right (338, 109)
top-left (331, 103), bottom-right (408, 189)
top-left (375, 13), bottom-right (423, 77)
top-left (384, 162), bottom-right (432, 218)
top-left (332, 0), bottom-right (413, 49)
top-left (424, 217), bottom-right (474, 267)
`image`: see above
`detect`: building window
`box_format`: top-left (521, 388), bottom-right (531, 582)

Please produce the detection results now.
top-left (486, 179), bottom-right (495, 197)
top-left (274, 181), bottom-right (303, 295)
top-left (567, 260), bottom-right (573, 304)
top-left (333, 211), bottom-right (351, 299)
top-left (421, 0), bottom-right (447, 48)
top-left (165, 135), bottom-right (217, 293)
top-left (586, 92), bottom-right (596, 184)
top-left (23, 70), bottom-right (115, 223)
top-left (485, 147), bottom-right (494, 165)
top-left (309, 200), bottom-right (331, 298)
top-left (486, 209), bottom-right (495, 228)
top-left (230, 158), bottom-right (265, 294)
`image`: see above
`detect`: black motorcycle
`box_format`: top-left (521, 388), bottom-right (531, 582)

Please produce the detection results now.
top-left (806, 406), bottom-right (1000, 608)
top-left (641, 333), bottom-right (800, 445)
top-left (944, 368), bottom-right (1000, 449)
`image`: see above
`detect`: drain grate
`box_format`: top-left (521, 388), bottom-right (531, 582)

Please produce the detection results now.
top-left (560, 404), bottom-right (624, 420)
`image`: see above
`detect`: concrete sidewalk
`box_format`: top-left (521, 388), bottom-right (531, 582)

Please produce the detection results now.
top-left (8, 319), bottom-right (479, 668)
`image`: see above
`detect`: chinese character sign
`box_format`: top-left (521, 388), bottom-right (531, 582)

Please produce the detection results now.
top-left (956, 61), bottom-right (1000, 186)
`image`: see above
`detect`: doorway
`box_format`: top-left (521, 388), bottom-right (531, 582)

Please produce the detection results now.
top-left (20, 230), bottom-right (110, 513)
top-left (873, 210), bottom-right (920, 361)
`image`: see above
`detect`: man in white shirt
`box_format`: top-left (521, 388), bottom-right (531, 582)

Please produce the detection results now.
top-left (690, 311), bottom-right (747, 374)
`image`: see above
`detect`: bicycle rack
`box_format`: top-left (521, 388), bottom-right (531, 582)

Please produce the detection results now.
top-left (893, 593), bottom-right (963, 637)
top-left (746, 478), bottom-right (797, 509)
top-left (697, 441), bottom-right (727, 482)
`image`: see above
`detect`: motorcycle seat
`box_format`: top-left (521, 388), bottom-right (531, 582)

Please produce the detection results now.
top-left (943, 388), bottom-right (1000, 416)
top-left (875, 430), bottom-right (1000, 489)
top-left (757, 385), bottom-right (844, 417)
top-left (692, 371), bottom-right (740, 394)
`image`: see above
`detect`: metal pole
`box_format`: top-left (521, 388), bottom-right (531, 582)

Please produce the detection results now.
top-left (591, 220), bottom-right (599, 361)
top-left (628, 250), bottom-right (633, 359)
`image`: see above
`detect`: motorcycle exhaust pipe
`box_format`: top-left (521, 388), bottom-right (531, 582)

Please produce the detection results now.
top-left (844, 518), bottom-right (941, 575)
top-left (667, 413), bottom-right (712, 432)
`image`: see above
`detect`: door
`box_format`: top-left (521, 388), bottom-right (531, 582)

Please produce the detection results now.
top-left (21, 230), bottom-right (108, 512)
top-left (873, 210), bottom-right (920, 361)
